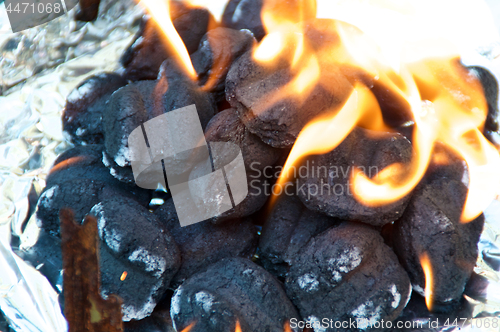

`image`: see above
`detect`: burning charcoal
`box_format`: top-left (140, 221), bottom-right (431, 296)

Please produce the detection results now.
top-left (285, 222), bottom-right (411, 331)
top-left (392, 177), bottom-right (484, 310)
top-left (225, 20), bottom-right (413, 148)
top-left (16, 229), bottom-right (63, 292)
top-left (154, 198), bottom-right (258, 287)
top-left (121, 3), bottom-right (215, 81)
top-left (35, 144), bottom-right (153, 236)
top-left (62, 73), bottom-right (127, 144)
top-left (103, 77), bottom-right (215, 172)
top-left (259, 195), bottom-right (341, 279)
top-left (36, 179), bottom-right (104, 237)
top-left (75, 0), bottom-right (100, 21)
top-left (225, 49), bottom-right (342, 148)
top-left (204, 108), bottom-right (281, 170)
top-left (187, 150), bottom-right (271, 224)
top-left (198, 107), bottom-right (282, 223)
top-left (296, 127), bottom-right (413, 227)
top-left (221, 0), bottom-right (316, 41)
top-left (46, 144), bottom-right (151, 205)
top-left (90, 195), bottom-right (181, 321)
top-left (191, 28), bottom-right (255, 101)
top-left (171, 257), bottom-right (301, 332)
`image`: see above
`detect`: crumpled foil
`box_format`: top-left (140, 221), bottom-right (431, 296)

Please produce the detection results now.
top-left (0, 0), bottom-right (143, 330)
top-left (0, 0), bottom-right (499, 331)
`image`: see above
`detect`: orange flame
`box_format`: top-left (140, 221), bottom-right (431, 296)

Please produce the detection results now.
top-left (419, 253), bottom-right (434, 311)
top-left (120, 271), bottom-right (127, 281)
top-left (140, 0), bottom-right (196, 79)
top-left (266, 1), bottom-right (500, 222)
top-left (181, 322), bottom-right (195, 332)
top-left (234, 320), bottom-right (242, 332)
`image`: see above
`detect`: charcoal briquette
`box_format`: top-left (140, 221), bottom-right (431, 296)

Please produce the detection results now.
top-left (90, 195), bottom-right (181, 321)
top-left (204, 108), bottom-right (281, 171)
top-left (62, 73), bottom-right (127, 144)
top-left (154, 198), bottom-right (258, 287)
top-left (259, 195), bottom-right (341, 279)
top-left (46, 144), bottom-right (151, 205)
top-left (285, 222), bottom-right (411, 331)
top-left (392, 177), bottom-right (484, 309)
top-left (171, 257), bottom-right (301, 332)
top-left (103, 78), bottom-right (215, 172)
top-left (225, 49), bottom-right (342, 148)
top-left (297, 127), bottom-right (413, 227)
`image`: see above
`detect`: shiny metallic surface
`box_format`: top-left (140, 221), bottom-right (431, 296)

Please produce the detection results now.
top-left (0, 0), bottom-right (499, 331)
top-left (0, 0), bottom-right (142, 330)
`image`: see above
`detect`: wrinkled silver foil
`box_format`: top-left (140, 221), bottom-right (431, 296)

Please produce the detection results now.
top-left (0, 0), bottom-right (499, 331)
top-left (0, 0), bottom-right (142, 330)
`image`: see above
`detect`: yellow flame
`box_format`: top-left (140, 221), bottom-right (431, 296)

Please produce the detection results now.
top-left (234, 320), bottom-right (242, 332)
top-left (261, 1), bottom-right (500, 221)
top-left (140, 0), bottom-right (196, 79)
top-left (420, 252), bottom-right (434, 312)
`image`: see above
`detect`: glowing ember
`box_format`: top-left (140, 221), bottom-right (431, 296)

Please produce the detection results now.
top-left (139, 0), bottom-right (196, 78)
top-left (120, 271), bottom-right (127, 281)
top-left (419, 253), bottom-right (434, 312)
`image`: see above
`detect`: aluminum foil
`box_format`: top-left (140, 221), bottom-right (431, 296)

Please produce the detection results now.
top-left (0, 0), bottom-right (499, 331)
top-left (0, 0), bottom-right (142, 330)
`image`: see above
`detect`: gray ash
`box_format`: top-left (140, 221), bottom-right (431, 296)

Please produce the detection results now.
top-left (170, 257), bottom-right (301, 332)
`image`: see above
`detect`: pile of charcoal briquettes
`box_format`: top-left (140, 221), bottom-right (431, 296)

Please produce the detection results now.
top-left (21, 0), bottom-right (499, 331)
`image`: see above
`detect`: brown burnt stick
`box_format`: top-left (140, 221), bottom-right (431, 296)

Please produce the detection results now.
top-left (171, 257), bottom-right (301, 332)
top-left (296, 127), bottom-right (413, 227)
top-left (102, 78), bottom-right (215, 170)
top-left (191, 28), bottom-right (255, 102)
top-left (392, 177), bottom-right (484, 310)
top-left (259, 195), bottom-right (341, 279)
top-left (154, 198), bottom-right (258, 287)
top-left (225, 50), bottom-right (343, 148)
top-left (60, 209), bottom-right (123, 332)
top-left (285, 223), bottom-right (411, 332)
top-left (46, 145), bottom-right (151, 205)
top-left (121, 3), bottom-right (215, 81)
top-left (89, 196), bottom-right (181, 321)
top-left (63, 73), bottom-right (127, 145)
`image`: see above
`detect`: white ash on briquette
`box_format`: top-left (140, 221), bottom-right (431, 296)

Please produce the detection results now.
top-left (170, 258), bottom-right (301, 332)
top-left (62, 73), bottom-right (128, 145)
top-left (154, 198), bottom-right (258, 287)
top-left (284, 223), bottom-right (412, 332)
top-left (21, 1), bottom-right (500, 332)
top-left (35, 145), bottom-right (151, 237)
